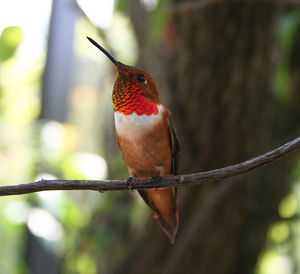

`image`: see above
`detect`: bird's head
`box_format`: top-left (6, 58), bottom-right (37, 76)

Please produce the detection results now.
top-left (87, 37), bottom-right (160, 116)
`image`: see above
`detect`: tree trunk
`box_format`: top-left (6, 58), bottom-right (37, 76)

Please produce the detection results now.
top-left (114, 1), bottom-right (298, 273)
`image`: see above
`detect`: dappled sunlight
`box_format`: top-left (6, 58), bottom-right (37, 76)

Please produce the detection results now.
top-left (41, 121), bottom-right (66, 149)
top-left (140, 0), bottom-right (158, 11)
top-left (279, 193), bottom-right (298, 218)
top-left (77, 0), bottom-right (114, 29)
top-left (75, 152), bottom-right (107, 179)
top-left (0, 0), bottom-right (52, 65)
top-left (269, 222), bottom-right (290, 244)
top-left (258, 251), bottom-right (293, 274)
top-left (27, 208), bottom-right (64, 241)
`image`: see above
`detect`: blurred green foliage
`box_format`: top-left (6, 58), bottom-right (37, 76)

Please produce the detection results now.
top-left (274, 9), bottom-right (300, 102)
top-left (256, 7), bottom-right (300, 274)
top-left (0, 4), bottom-right (146, 272)
top-left (0, 26), bottom-right (23, 62)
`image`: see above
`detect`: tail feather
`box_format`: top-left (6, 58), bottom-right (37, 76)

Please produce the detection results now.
top-left (138, 187), bottom-right (178, 244)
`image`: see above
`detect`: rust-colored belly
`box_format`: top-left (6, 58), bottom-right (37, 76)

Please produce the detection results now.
top-left (114, 108), bottom-right (172, 178)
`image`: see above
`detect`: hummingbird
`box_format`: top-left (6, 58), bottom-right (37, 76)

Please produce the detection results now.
top-left (87, 37), bottom-right (179, 244)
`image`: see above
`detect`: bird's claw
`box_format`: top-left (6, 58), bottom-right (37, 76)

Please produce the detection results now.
top-left (127, 176), bottom-right (136, 191)
top-left (151, 175), bottom-right (163, 190)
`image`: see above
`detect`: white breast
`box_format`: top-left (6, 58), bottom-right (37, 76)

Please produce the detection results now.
top-left (114, 104), bottom-right (164, 137)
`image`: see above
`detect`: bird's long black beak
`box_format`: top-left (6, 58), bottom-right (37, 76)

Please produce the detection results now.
top-left (87, 36), bottom-right (123, 70)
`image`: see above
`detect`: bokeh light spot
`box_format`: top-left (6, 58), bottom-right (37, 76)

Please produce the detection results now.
top-left (27, 208), bottom-right (63, 241)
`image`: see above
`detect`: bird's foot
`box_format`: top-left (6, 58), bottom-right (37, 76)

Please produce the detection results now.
top-left (127, 176), bottom-right (136, 191)
top-left (151, 175), bottom-right (163, 190)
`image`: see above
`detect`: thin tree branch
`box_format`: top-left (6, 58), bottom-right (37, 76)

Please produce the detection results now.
top-left (0, 136), bottom-right (299, 196)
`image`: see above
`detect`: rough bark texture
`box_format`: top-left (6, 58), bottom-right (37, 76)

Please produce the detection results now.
top-left (112, 1), bottom-right (300, 274)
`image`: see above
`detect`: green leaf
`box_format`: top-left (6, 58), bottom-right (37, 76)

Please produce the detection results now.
top-left (0, 26), bottom-right (23, 62)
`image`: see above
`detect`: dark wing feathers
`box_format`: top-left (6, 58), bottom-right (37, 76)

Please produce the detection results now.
top-left (167, 115), bottom-right (180, 176)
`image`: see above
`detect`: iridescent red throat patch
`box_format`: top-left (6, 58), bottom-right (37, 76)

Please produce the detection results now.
top-left (113, 84), bottom-right (158, 116)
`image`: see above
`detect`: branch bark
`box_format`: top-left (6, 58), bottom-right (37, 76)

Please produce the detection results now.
top-left (0, 136), bottom-right (299, 196)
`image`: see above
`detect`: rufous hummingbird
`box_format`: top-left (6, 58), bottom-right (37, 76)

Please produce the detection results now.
top-left (87, 37), bottom-right (179, 244)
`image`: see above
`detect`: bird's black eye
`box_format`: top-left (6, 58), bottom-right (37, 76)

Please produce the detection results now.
top-left (136, 74), bottom-right (147, 83)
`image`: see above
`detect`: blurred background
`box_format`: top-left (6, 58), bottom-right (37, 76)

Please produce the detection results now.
top-left (0, 0), bottom-right (300, 273)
